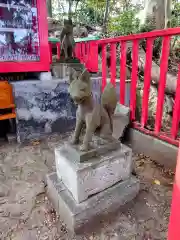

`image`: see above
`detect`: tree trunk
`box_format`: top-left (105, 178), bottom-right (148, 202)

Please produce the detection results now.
top-left (164, 0), bottom-right (172, 28)
top-left (103, 0), bottom-right (110, 33)
top-left (46, 0), bottom-right (52, 18)
top-left (137, 48), bottom-right (177, 95)
top-left (75, 0), bottom-right (80, 12)
top-left (142, 0), bottom-right (172, 29)
top-left (68, 0), bottom-right (73, 20)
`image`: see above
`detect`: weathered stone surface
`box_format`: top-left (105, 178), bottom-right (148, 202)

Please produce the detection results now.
top-left (52, 62), bottom-right (84, 79)
top-left (7, 134), bottom-right (17, 144)
top-left (12, 77), bottom-right (101, 143)
top-left (56, 137), bottom-right (120, 163)
top-left (52, 64), bottom-right (68, 79)
top-left (46, 172), bottom-right (140, 232)
top-left (0, 184), bottom-right (9, 197)
top-left (0, 202), bottom-right (33, 220)
top-left (55, 142), bottom-right (132, 203)
top-left (13, 229), bottom-right (37, 240)
top-left (39, 72), bottom-right (52, 81)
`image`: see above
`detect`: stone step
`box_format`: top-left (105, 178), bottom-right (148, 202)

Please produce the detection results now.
top-left (55, 142), bottom-right (133, 203)
top-left (46, 172), bottom-right (140, 233)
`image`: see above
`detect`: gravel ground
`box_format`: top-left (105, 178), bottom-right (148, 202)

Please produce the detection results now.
top-left (0, 133), bottom-right (174, 240)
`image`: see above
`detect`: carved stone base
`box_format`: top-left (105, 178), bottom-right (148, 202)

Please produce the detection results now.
top-left (55, 139), bottom-right (133, 203)
top-left (46, 172), bottom-right (140, 233)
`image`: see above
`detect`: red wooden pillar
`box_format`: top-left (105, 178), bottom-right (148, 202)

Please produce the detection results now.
top-left (87, 41), bottom-right (98, 72)
top-left (168, 142), bottom-right (180, 240)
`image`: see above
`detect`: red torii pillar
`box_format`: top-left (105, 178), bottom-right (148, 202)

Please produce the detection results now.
top-left (168, 142), bottom-right (180, 239)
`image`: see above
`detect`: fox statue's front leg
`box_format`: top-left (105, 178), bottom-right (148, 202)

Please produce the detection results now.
top-left (79, 113), bottom-right (96, 151)
top-left (71, 108), bottom-right (83, 144)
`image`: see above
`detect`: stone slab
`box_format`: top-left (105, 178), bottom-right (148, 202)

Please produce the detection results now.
top-left (55, 143), bottom-right (133, 203)
top-left (46, 172), bottom-right (140, 233)
top-left (58, 138), bottom-right (120, 163)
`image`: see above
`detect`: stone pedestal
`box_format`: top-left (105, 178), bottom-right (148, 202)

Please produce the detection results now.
top-left (52, 62), bottom-right (84, 79)
top-left (55, 141), bottom-right (133, 203)
top-left (46, 138), bottom-right (140, 232)
top-left (47, 172), bottom-right (140, 233)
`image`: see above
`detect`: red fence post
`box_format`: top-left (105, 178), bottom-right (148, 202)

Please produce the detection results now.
top-left (74, 43), bottom-right (79, 58)
top-left (85, 42), bottom-right (90, 70)
top-left (102, 44), bottom-right (107, 91)
top-left (168, 142), bottom-right (180, 240)
top-left (130, 40), bottom-right (139, 120)
top-left (49, 42), bottom-right (52, 64)
top-left (81, 42), bottom-right (85, 63)
top-left (88, 41), bottom-right (98, 72)
top-left (120, 41), bottom-right (127, 105)
top-left (155, 36), bottom-right (170, 134)
top-left (110, 43), bottom-right (116, 87)
top-left (141, 38), bottom-right (154, 127)
top-left (171, 65), bottom-right (180, 139)
top-left (56, 42), bottom-right (61, 60)
top-left (76, 43), bottom-right (81, 60)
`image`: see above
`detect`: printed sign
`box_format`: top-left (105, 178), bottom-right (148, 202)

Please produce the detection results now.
top-left (0, 0), bottom-right (40, 62)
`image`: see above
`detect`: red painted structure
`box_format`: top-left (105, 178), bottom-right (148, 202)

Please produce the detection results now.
top-left (0, 0), bottom-right (49, 73)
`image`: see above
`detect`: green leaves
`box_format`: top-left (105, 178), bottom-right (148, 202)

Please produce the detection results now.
top-left (108, 10), bottom-right (140, 36)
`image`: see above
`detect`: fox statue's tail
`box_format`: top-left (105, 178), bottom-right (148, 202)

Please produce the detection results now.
top-left (101, 82), bottom-right (118, 131)
top-left (101, 82), bottom-right (118, 113)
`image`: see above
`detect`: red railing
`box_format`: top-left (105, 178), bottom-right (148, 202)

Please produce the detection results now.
top-left (48, 40), bottom-right (98, 72)
top-left (97, 27), bottom-right (180, 146)
top-left (49, 28), bottom-right (180, 147)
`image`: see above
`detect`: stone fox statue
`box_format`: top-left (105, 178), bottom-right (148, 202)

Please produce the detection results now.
top-left (60, 19), bottom-right (75, 60)
top-left (68, 69), bottom-right (118, 151)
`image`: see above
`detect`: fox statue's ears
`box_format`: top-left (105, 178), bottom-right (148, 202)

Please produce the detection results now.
top-left (69, 68), bottom-right (90, 84)
top-left (80, 69), bottom-right (90, 82)
top-left (69, 67), bottom-right (79, 84)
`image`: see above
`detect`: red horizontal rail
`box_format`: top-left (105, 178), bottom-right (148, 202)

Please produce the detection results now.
top-left (97, 27), bottom-right (180, 44)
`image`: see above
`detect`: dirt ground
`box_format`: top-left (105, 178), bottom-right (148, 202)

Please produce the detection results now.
top-left (0, 133), bottom-right (174, 240)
